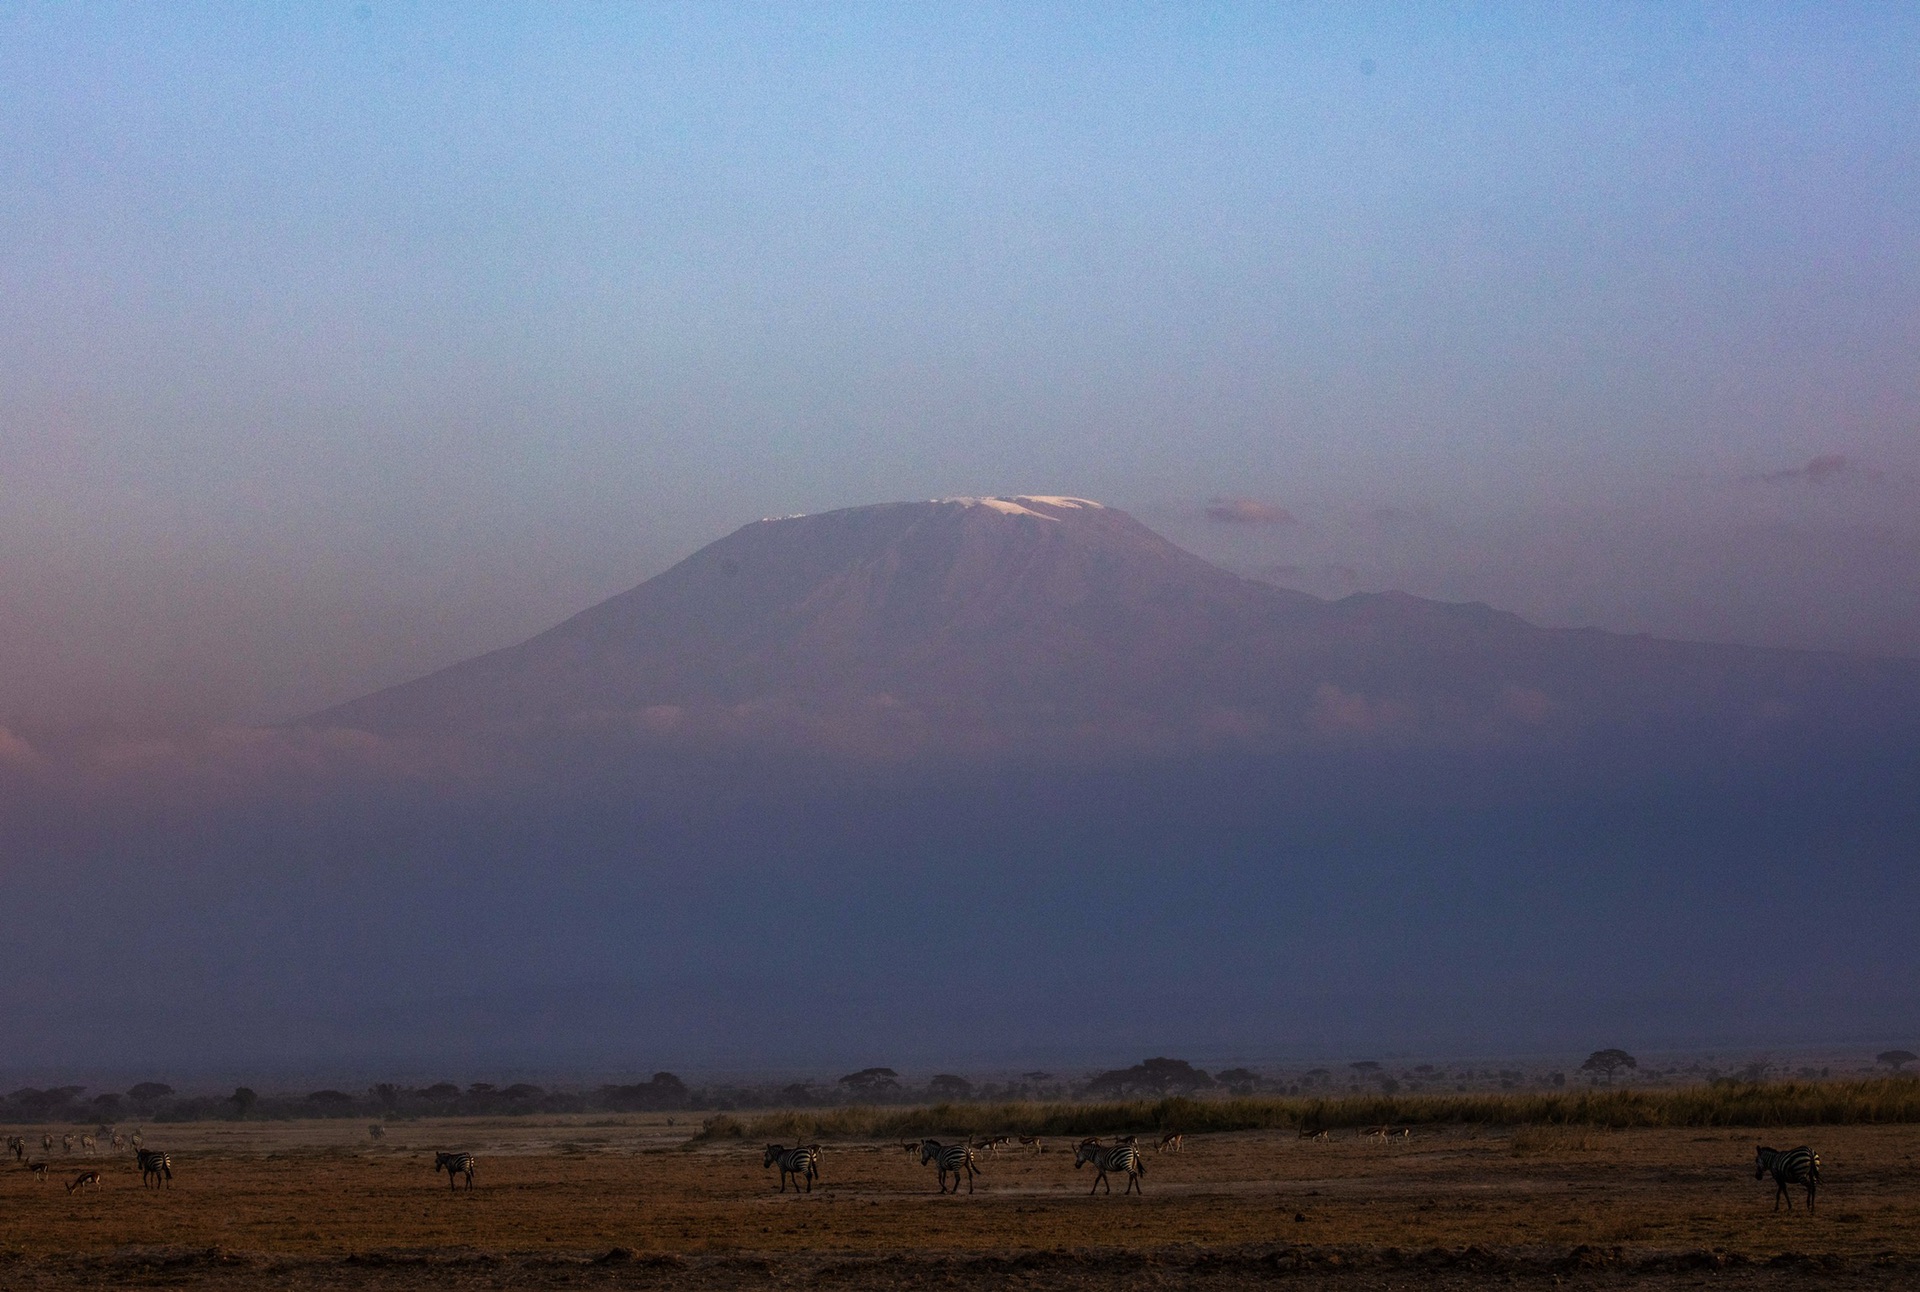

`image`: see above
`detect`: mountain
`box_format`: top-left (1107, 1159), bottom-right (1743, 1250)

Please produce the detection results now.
top-left (310, 496), bottom-right (1920, 759)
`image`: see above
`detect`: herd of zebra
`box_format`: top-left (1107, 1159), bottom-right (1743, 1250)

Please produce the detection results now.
top-left (5, 1126), bottom-right (1824, 1213)
top-left (763, 1132), bottom-right (1183, 1197)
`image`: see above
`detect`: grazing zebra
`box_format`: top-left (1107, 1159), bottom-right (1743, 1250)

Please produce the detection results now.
top-left (1018, 1135), bottom-right (1042, 1153)
top-left (6, 1135), bottom-right (22, 1160)
top-left (1157, 1133), bottom-right (1184, 1153)
top-left (67, 1170), bottom-right (100, 1193)
top-left (80, 1134), bottom-right (96, 1154)
top-left (1755, 1145), bottom-right (1820, 1212)
top-left (368, 1124), bottom-right (385, 1140)
top-left (28, 1161), bottom-right (48, 1179)
top-left (41, 1133), bottom-right (52, 1152)
top-left (434, 1151), bottom-right (476, 1191)
top-left (1073, 1140), bottom-right (1146, 1195)
top-left (110, 1133), bottom-right (125, 1150)
top-left (130, 1131), bottom-right (144, 1149)
top-left (62, 1133), bottom-right (74, 1153)
top-left (762, 1144), bottom-right (821, 1193)
top-left (920, 1140), bottom-right (979, 1194)
top-left (137, 1148), bottom-right (173, 1188)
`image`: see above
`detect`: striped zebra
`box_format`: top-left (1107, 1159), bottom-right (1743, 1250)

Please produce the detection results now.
top-left (41, 1133), bottom-right (53, 1152)
top-left (1754, 1145), bottom-right (1820, 1212)
top-left (61, 1133), bottom-right (74, 1153)
top-left (1157, 1133), bottom-right (1184, 1153)
top-left (434, 1151), bottom-right (476, 1191)
top-left (1074, 1140), bottom-right (1146, 1195)
top-left (368, 1124), bottom-right (385, 1140)
top-left (5, 1135), bottom-right (22, 1161)
top-left (919, 1140), bottom-right (979, 1194)
top-left (66, 1170), bottom-right (100, 1193)
top-left (80, 1134), bottom-right (96, 1154)
top-left (762, 1144), bottom-right (821, 1193)
top-left (110, 1133), bottom-right (125, 1150)
top-left (137, 1148), bottom-right (173, 1188)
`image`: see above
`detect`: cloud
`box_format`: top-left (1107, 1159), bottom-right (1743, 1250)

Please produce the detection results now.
top-left (1307, 683), bottom-right (1411, 738)
top-left (1755, 454), bottom-right (1870, 484)
top-left (1206, 497), bottom-right (1297, 525)
top-left (0, 726), bottom-right (37, 769)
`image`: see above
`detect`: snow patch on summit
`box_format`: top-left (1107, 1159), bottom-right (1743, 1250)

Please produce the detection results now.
top-left (938, 495), bottom-right (1105, 519)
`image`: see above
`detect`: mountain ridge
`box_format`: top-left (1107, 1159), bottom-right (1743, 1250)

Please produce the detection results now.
top-left (309, 496), bottom-right (1920, 757)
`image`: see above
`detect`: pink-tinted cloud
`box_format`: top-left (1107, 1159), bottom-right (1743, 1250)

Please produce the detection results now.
top-left (0, 726), bottom-right (37, 770)
top-left (1207, 497), bottom-right (1297, 525)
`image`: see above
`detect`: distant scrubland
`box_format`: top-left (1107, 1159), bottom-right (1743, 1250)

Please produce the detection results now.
top-left (692, 1079), bottom-right (1920, 1143)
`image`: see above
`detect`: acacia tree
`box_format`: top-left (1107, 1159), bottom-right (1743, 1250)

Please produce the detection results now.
top-left (927, 1074), bottom-right (973, 1100)
top-left (837, 1067), bottom-right (901, 1096)
top-left (1580, 1049), bottom-right (1638, 1084)
top-left (1085, 1058), bottom-right (1214, 1097)
top-left (1878, 1050), bottom-right (1918, 1073)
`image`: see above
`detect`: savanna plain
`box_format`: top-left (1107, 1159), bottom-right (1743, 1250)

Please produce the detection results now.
top-left (3, 1106), bottom-right (1918, 1291)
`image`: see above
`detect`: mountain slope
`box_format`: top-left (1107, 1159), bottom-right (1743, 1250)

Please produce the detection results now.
top-left (311, 496), bottom-right (1920, 756)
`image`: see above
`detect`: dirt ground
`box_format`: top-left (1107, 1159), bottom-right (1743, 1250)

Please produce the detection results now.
top-left (2, 1116), bottom-right (1916, 1288)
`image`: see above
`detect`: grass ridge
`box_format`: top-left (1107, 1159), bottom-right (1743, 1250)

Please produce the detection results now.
top-left (691, 1077), bottom-right (1920, 1142)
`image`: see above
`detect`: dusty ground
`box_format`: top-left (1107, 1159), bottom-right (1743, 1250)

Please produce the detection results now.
top-left (1, 1116), bottom-right (1915, 1288)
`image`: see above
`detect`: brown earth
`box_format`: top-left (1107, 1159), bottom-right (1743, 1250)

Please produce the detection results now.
top-left (1, 1116), bottom-right (1915, 1289)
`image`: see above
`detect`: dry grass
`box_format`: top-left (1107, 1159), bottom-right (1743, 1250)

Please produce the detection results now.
top-left (692, 1078), bottom-right (1920, 1145)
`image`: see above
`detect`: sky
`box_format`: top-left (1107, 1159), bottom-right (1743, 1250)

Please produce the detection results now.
top-left (3, 2), bottom-right (1918, 728)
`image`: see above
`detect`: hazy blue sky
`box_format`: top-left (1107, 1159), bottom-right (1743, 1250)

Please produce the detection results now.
top-left (4, 3), bottom-right (1917, 725)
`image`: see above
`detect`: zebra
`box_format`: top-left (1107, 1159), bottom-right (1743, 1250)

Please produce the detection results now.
top-left (1755, 1145), bottom-right (1820, 1212)
top-left (41, 1133), bottom-right (52, 1152)
top-left (130, 1130), bottom-right (144, 1149)
top-left (137, 1148), bottom-right (173, 1188)
top-left (920, 1140), bottom-right (979, 1194)
top-left (66, 1170), bottom-right (100, 1194)
top-left (6, 1135), bottom-right (22, 1161)
top-left (762, 1144), bottom-right (820, 1193)
top-left (79, 1134), bottom-right (96, 1154)
top-left (368, 1124), bottom-right (385, 1140)
top-left (61, 1133), bottom-right (74, 1153)
top-left (110, 1133), bottom-right (125, 1150)
top-left (434, 1151), bottom-right (476, 1191)
top-left (1074, 1140), bottom-right (1146, 1195)
top-left (1157, 1133), bottom-right (1184, 1153)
